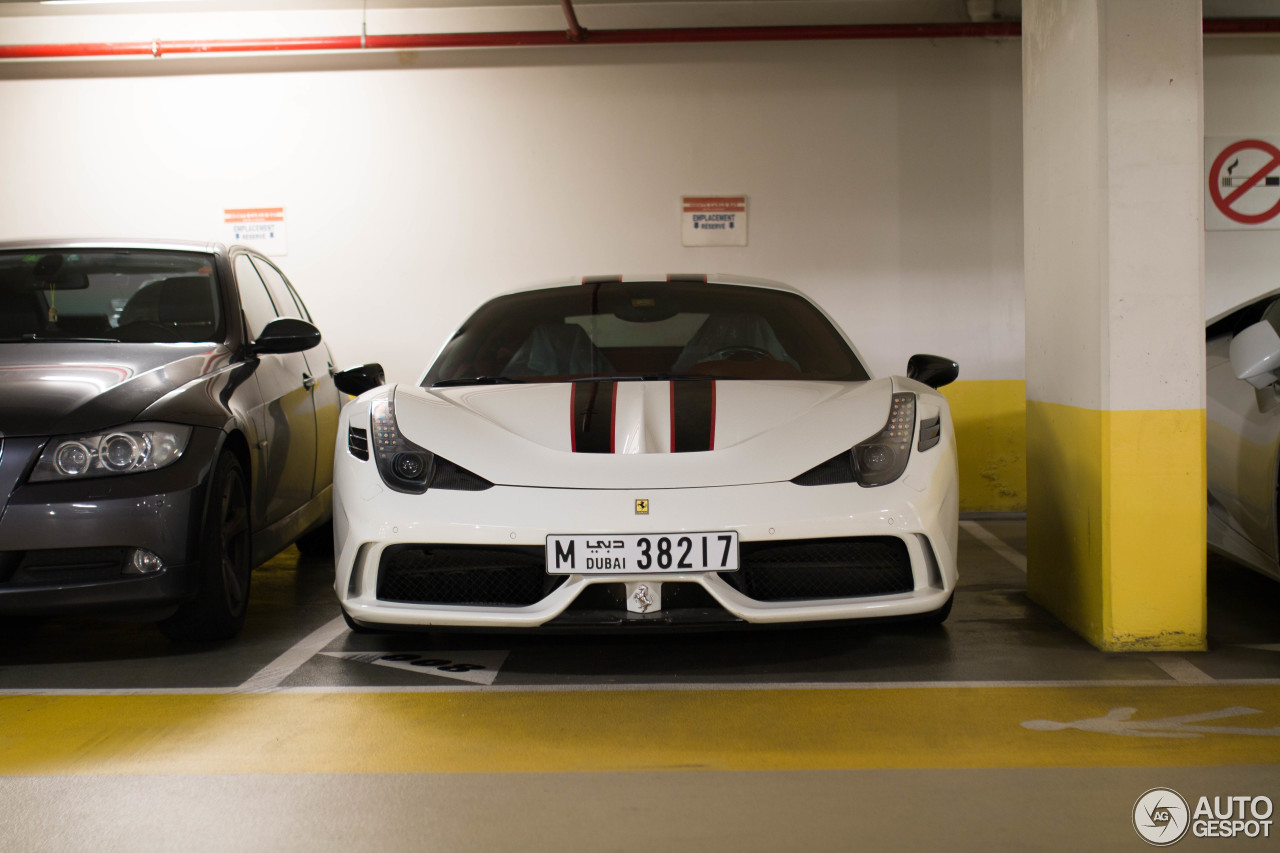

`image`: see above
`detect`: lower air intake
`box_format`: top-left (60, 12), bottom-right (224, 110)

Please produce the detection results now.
top-left (722, 536), bottom-right (914, 601)
top-left (377, 545), bottom-right (561, 607)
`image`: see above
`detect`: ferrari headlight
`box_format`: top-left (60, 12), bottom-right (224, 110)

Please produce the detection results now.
top-left (791, 392), bottom-right (918, 488)
top-left (371, 396), bottom-right (435, 494)
top-left (29, 423), bottom-right (192, 482)
top-left (853, 392), bottom-right (915, 487)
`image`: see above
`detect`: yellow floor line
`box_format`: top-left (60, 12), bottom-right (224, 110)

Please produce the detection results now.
top-left (2, 685), bottom-right (1278, 776)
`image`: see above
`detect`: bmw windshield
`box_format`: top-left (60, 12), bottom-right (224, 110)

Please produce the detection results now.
top-left (0, 249), bottom-right (224, 344)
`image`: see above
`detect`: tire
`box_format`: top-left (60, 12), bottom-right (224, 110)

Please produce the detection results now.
top-left (158, 452), bottom-right (252, 642)
top-left (295, 520), bottom-right (334, 557)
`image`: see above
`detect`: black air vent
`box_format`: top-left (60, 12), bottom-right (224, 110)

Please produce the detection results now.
top-left (348, 425), bottom-right (369, 460)
top-left (431, 457), bottom-right (493, 491)
top-left (918, 415), bottom-right (941, 451)
top-left (377, 545), bottom-right (560, 606)
top-left (721, 537), bottom-right (914, 601)
top-left (792, 451), bottom-right (856, 486)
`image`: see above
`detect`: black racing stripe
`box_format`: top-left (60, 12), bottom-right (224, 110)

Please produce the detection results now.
top-left (572, 380), bottom-right (615, 454)
top-left (671, 380), bottom-right (715, 453)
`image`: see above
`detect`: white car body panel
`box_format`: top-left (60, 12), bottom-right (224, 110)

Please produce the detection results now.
top-left (334, 276), bottom-right (959, 629)
top-left (1207, 328), bottom-right (1280, 581)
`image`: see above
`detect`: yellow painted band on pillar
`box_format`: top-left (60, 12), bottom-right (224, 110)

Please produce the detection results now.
top-left (1027, 401), bottom-right (1206, 651)
top-left (940, 379), bottom-right (1027, 512)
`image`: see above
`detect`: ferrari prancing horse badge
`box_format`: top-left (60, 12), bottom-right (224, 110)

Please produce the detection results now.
top-left (635, 499), bottom-right (649, 515)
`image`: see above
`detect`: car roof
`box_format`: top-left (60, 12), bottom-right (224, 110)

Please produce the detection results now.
top-left (0, 238), bottom-right (230, 255)
top-left (494, 274), bottom-right (807, 298)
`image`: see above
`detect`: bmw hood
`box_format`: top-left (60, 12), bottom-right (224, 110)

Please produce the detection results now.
top-left (390, 378), bottom-right (898, 489)
top-left (0, 343), bottom-right (230, 437)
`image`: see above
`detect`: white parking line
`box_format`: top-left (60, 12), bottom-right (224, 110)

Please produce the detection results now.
top-left (238, 615), bottom-right (348, 692)
top-left (1147, 655), bottom-right (1216, 684)
top-left (960, 520), bottom-right (1027, 573)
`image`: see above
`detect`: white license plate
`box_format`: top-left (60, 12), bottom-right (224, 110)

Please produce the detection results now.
top-left (546, 532), bottom-right (739, 574)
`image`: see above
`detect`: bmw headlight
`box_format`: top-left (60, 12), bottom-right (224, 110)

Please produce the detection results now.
top-left (371, 396), bottom-right (434, 494)
top-left (30, 423), bottom-right (192, 482)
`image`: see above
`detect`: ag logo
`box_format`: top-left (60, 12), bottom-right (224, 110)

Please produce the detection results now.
top-left (1134, 788), bottom-right (1190, 846)
top-left (635, 498), bottom-right (649, 515)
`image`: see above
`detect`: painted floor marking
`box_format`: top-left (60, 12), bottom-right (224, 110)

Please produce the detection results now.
top-left (1147, 656), bottom-right (1216, 684)
top-left (960, 520), bottom-right (1026, 573)
top-left (321, 650), bottom-right (510, 685)
top-left (238, 615), bottom-right (348, 692)
top-left (5, 678), bottom-right (1280, 697)
top-left (1022, 706), bottom-right (1280, 738)
top-left (3, 685), bottom-right (1277, 775)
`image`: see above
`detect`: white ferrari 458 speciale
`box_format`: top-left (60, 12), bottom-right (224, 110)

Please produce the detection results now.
top-left (331, 275), bottom-right (959, 632)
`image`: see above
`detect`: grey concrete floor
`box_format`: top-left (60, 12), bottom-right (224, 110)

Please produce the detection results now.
top-left (1, 519), bottom-right (1279, 852)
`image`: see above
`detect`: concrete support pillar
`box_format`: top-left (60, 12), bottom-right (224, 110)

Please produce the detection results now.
top-left (1023, 0), bottom-right (1206, 650)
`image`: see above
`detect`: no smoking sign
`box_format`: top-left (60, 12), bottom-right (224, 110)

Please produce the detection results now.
top-left (1207, 137), bottom-right (1280, 230)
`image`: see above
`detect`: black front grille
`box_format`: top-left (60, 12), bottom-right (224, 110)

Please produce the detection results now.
top-left (722, 537), bottom-right (914, 602)
top-left (377, 545), bottom-right (561, 607)
top-left (348, 426), bottom-right (369, 460)
top-left (2, 548), bottom-right (130, 586)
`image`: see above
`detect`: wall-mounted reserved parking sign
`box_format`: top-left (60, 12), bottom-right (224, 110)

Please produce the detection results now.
top-left (682, 196), bottom-right (747, 247)
top-left (223, 206), bottom-right (288, 255)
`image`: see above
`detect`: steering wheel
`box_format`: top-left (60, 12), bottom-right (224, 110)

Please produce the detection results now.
top-left (705, 345), bottom-right (772, 362)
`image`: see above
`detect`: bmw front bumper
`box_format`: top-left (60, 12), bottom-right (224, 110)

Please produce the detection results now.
top-left (0, 429), bottom-right (219, 617)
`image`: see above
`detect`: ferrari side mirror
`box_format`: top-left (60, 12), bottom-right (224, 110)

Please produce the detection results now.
top-left (333, 363), bottom-right (386, 397)
top-left (906, 354), bottom-right (959, 389)
top-left (1230, 320), bottom-right (1280, 389)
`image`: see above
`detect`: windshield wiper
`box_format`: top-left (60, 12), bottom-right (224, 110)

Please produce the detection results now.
top-left (566, 373), bottom-right (740, 383)
top-left (642, 373), bottom-right (741, 382)
top-left (4, 334), bottom-right (122, 343)
top-left (431, 376), bottom-right (527, 387)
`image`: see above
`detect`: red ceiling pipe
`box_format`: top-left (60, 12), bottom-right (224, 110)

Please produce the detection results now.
top-left (0, 19), bottom-right (1277, 61)
top-left (0, 21), bottom-right (1020, 60)
top-left (1203, 17), bottom-right (1280, 34)
top-left (560, 0), bottom-right (588, 44)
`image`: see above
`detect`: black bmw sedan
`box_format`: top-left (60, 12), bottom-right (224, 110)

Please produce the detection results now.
top-left (0, 240), bottom-right (341, 641)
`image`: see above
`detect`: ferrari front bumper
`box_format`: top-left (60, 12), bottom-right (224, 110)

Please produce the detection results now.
top-left (334, 465), bottom-right (959, 630)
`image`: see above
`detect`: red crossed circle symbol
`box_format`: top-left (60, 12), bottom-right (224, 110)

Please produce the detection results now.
top-left (1209, 139), bottom-right (1280, 225)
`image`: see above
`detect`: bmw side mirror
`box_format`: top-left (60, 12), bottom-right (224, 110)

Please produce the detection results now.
top-left (251, 318), bottom-right (322, 355)
top-left (1230, 319), bottom-right (1280, 388)
top-left (906, 354), bottom-right (959, 389)
top-left (333, 363), bottom-right (386, 397)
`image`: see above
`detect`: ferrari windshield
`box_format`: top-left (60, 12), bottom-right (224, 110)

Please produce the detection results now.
top-left (0, 249), bottom-right (223, 344)
top-left (423, 281), bottom-right (869, 386)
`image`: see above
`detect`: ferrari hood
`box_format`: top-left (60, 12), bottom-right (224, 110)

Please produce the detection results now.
top-left (391, 378), bottom-right (895, 489)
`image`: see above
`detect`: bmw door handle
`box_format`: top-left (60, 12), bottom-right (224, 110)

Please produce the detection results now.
top-left (302, 373), bottom-right (317, 390)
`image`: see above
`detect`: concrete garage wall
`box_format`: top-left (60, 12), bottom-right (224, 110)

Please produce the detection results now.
top-left (1205, 38), bottom-right (1280, 321)
top-left (0, 26), bottom-right (1026, 510)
